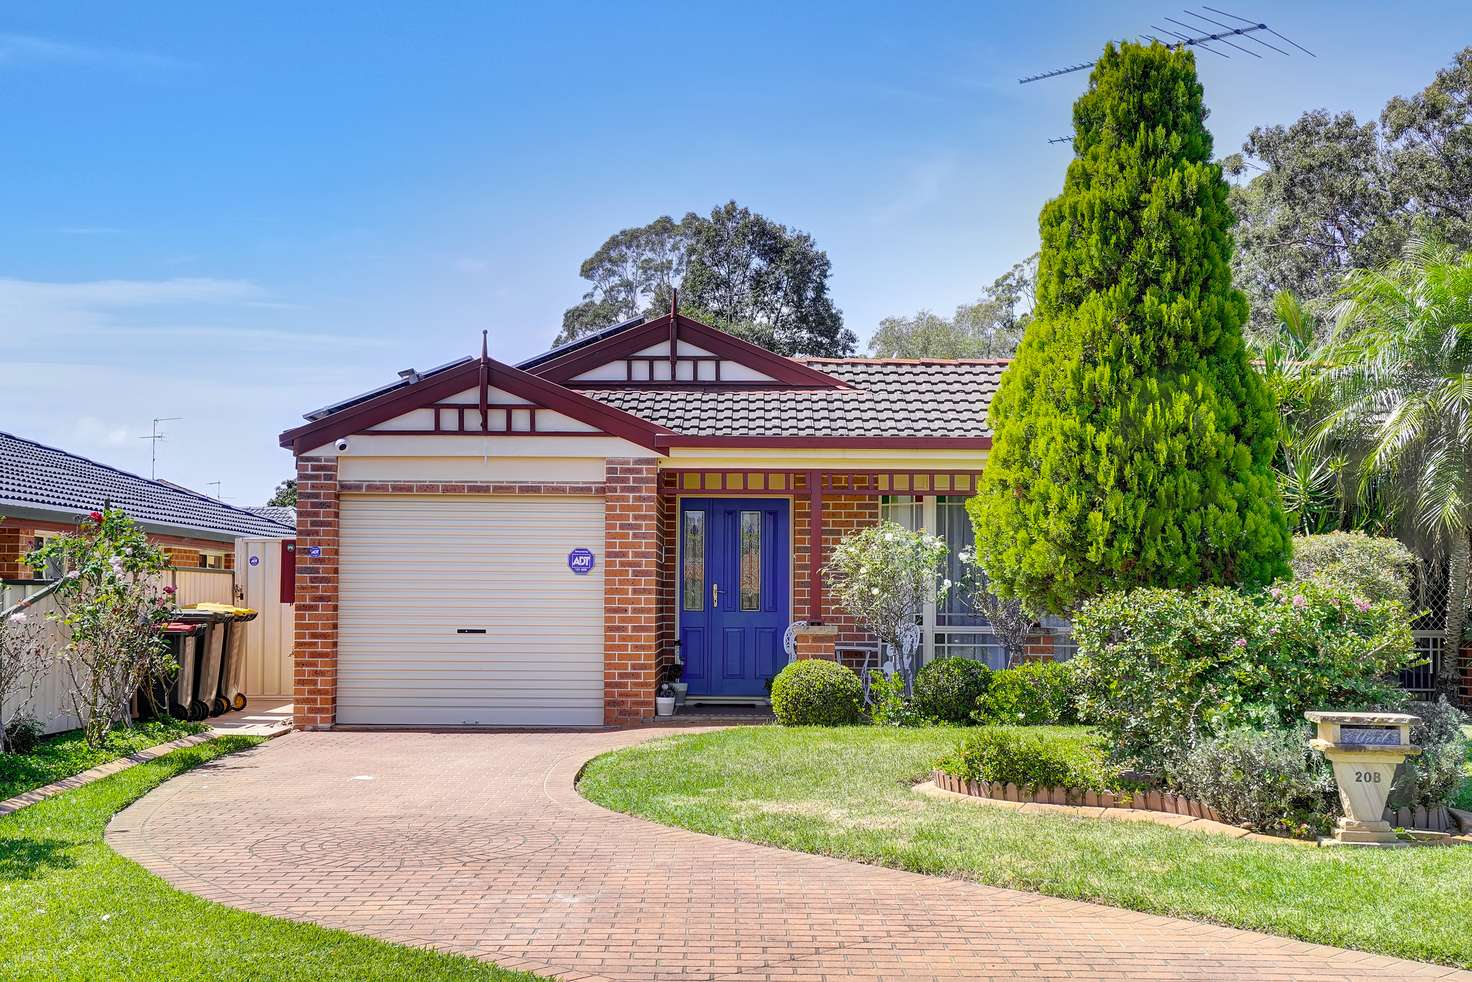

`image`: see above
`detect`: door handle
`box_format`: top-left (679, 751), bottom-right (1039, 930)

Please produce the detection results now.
top-left (712, 582), bottom-right (719, 608)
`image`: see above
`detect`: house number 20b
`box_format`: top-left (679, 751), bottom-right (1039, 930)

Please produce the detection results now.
top-left (1353, 770), bottom-right (1382, 783)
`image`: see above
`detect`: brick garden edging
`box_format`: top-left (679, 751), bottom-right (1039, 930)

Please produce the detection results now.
top-left (931, 769), bottom-right (1226, 823)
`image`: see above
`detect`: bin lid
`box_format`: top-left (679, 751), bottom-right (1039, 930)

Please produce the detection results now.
top-left (187, 602), bottom-right (258, 619)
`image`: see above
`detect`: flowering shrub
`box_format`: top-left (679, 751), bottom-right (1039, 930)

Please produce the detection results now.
top-left (27, 509), bottom-right (177, 747)
top-left (824, 522), bottom-right (949, 693)
top-left (1073, 581), bottom-right (1416, 771)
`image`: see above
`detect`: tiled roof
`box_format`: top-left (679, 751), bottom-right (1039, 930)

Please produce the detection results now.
top-left (247, 505), bottom-right (297, 529)
top-left (584, 359), bottom-right (1005, 438)
top-left (0, 431), bottom-right (297, 540)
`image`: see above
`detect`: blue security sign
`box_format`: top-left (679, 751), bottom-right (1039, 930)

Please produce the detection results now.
top-left (307, 545), bottom-right (322, 558)
top-left (567, 548), bottom-right (596, 575)
top-left (248, 555), bottom-right (260, 567)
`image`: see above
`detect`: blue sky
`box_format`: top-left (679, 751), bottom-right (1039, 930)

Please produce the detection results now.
top-left (3, 1), bottom-right (1468, 504)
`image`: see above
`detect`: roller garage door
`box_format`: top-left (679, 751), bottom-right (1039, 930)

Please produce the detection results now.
top-left (338, 495), bottom-right (605, 726)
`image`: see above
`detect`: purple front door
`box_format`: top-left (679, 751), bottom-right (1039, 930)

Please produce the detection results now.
top-left (678, 498), bottom-right (790, 698)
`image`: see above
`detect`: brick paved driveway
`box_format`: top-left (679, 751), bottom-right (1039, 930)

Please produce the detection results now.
top-left (107, 730), bottom-right (1468, 982)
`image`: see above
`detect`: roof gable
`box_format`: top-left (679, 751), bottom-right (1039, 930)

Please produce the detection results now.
top-left (524, 312), bottom-right (849, 390)
top-left (278, 353), bottom-right (671, 454)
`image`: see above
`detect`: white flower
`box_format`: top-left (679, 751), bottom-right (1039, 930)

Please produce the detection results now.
top-left (871, 587), bottom-right (880, 595)
top-left (942, 579), bottom-right (952, 589)
top-left (9, 613), bottom-right (25, 624)
top-left (66, 570), bottom-right (81, 580)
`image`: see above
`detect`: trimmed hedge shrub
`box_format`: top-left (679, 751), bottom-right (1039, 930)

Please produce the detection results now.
top-left (913, 657), bottom-right (991, 724)
top-left (1290, 532), bottom-right (1416, 605)
top-left (973, 660), bottom-right (1078, 725)
top-left (770, 659), bottom-right (864, 726)
top-left (936, 727), bottom-right (1114, 791)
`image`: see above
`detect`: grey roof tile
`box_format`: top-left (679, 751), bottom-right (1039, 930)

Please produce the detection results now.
top-left (583, 359), bottom-right (1005, 438)
top-left (0, 431), bottom-right (296, 540)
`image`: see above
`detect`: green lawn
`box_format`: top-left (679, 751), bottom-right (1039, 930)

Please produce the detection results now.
top-left (0, 717), bottom-right (206, 801)
top-left (0, 736), bottom-right (544, 981)
top-left (579, 725), bottom-right (1472, 970)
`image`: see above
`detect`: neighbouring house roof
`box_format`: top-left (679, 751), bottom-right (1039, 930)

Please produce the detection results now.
top-left (247, 505), bottom-right (297, 529)
top-left (0, 431), bottom-right (297, 542)
top-left (583, 359), bottom-right (1004, 440)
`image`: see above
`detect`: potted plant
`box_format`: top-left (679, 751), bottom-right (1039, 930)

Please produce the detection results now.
top-left (667, 663), bottom-right (688, 707)
top-left (655, 682), bottom-right (676, 717)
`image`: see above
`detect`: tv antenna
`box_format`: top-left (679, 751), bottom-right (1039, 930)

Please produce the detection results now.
top-left (207, 481), bottom-right (222, 499)
top-left (1019, 7), bottom-right (1314, 85)
top-left (139, 416), bottom-right (183, 479)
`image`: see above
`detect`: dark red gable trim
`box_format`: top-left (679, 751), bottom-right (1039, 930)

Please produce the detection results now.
top-left (528, 313), bottom-right (850, 390)
top-left (653, 434), bottom-right (991, 450)
top-left (278, 356), bottom-right (672, 455)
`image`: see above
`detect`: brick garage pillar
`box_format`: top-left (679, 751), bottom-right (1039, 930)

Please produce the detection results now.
top-left (0, 526), bottom-right (33, 580)
top-left (793, 624), bottom-right (838, 661)
top-left (294, 456), bottom-right (339, 730)
top-left (604, 458), bottom-right (660, 726)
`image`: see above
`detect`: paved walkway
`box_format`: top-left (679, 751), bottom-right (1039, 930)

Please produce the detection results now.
top-left (107, 730), bottom-right (1469, 982)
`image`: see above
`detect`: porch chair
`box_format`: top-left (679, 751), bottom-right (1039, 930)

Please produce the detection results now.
top-left (781, 620), bottom-right (808, 662)
top-left (860, 623), bottom-right (922, 704)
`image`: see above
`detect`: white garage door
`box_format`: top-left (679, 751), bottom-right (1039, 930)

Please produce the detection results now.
top-left (338, 495), bottom-right (604, 726)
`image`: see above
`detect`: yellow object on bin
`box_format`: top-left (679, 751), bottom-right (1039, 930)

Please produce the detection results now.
top-left (186, 602), bottom-right (258, 617)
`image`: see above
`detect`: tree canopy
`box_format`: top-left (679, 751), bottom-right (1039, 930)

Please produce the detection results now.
top-left (969, 41), bottom-right (1291, 615)
top-left (558, 202), bottom-right (856, 357)
top-left (1228, 46), bottom-right (1472, 335)
top-left (869, 255), bottom-right (1036, 359)
top-left (267, 480), bottom-right (297, 507)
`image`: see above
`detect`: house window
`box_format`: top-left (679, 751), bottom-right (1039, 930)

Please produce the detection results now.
top-left (878, 494), bottom-right (1012, 669)
top-left (201, 551), bottom-right (227, 570)
top-left (739, 511), bottom-right (761, 610)
top-left (682, 510), bottom-right (704, 611)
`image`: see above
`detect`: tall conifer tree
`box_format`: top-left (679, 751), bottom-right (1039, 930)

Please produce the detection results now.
top-left (969, 42), bottom-right (1290, 614)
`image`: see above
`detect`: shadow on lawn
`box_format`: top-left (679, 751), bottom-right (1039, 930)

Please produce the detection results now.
top-left (0, 834), bottom-right (77, 880)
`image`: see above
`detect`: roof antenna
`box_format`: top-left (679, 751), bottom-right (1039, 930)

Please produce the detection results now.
top-left (1021, 7), bottom-right (1314, 145)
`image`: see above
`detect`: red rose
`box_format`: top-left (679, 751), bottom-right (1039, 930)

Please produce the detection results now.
top-left (88, 511), bottom-right (104, 522)
top-left (163, 585), bottom-right (177, 595)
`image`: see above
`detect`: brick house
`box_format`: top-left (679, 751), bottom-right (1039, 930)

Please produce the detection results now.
top-left (0, 431), bottom-right (295, 579)
top-left (276, 310), bottom-right (1079, 730)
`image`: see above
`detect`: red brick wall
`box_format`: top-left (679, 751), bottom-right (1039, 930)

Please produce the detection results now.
top-left (656, 493), bottom-right (677, 687)
top-left (604, 458), bottom-right (661, 725)
top-left (794, 494), bottom-right (881, 644)
top-left (0, 526), bottom-right (32, 579)
top-left (163, 547), bottom-right (203, 568)
top-left (293, 456), bottom-right (340, 730)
